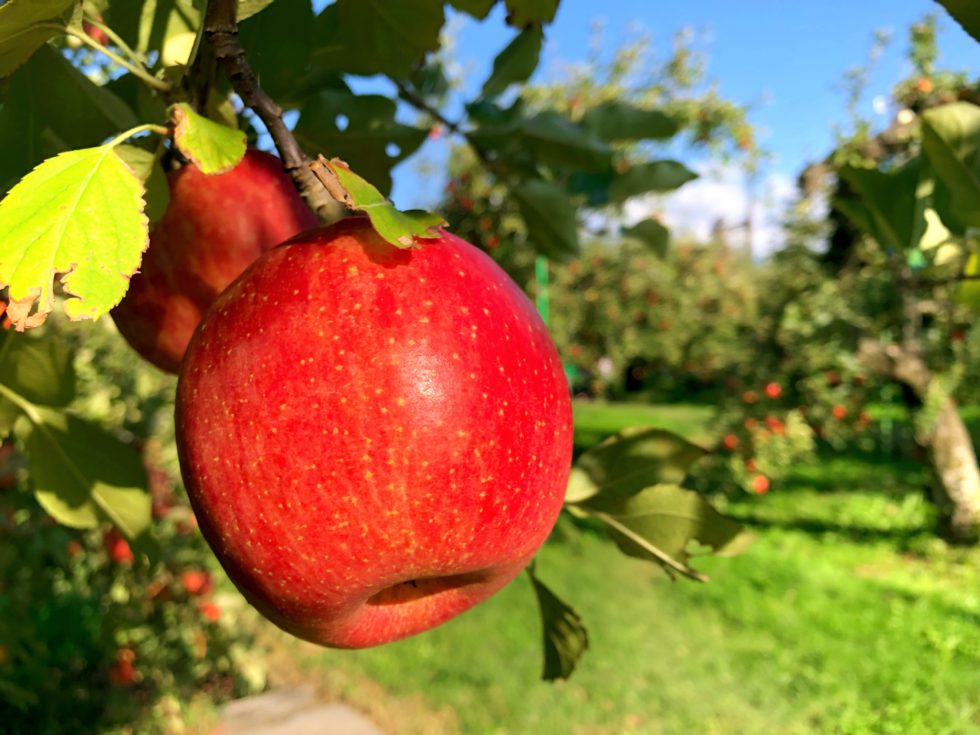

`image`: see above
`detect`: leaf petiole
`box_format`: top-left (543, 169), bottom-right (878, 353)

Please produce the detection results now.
top-left (107, 124), bottom-right (171, 151)
top-left (40, 22), bottom-right (173, 93)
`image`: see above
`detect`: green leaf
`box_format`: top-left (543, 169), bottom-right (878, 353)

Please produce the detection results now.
top-left (449, 0), bottom-right (497, 19)
top-left (238, 0), bottom-right (277, 21)
top-left (115, 145), bottom-right (170, 224)
top-left (566, 427), bottom-right (707, 504)
top-left (239, 0), bottom-right (318, 106)
top-left (934, 0), bottom-right (980, 43)
top-left (171, 102), bottom-right (246, 175)
top-left (0, 0), bottom-right (76, 77)
top-left (527, 567), bottom-right (589, 681)
top-left (0, 44), bottom-right (137, 192)
top-left (320, 159), bottom-right (445, 248)
top-left (582, 102), bottom-right (679, 142)
top-left (0, 145), bottom-right (148, 330)
top-left (15, 404), bottom-right (150, 537)
top-left (838, 157), bottom-right (929, 250)
top-left (957, 252), bottom-right (980, 311)
top-left (0, 331), bottom-right (75, 407)
top-left (295, 90), bottom-right (427, 197)
top-left (623, 219), bottom-right (670, 257)
top-left (521, 112), bottom-right (613, 171)
top-left (513, 179), bottom-right (579, 260)
top-left (504, 0), bottom-right (558, 27)
top-left (104, 0), bottom-right (202, 62)
top-left (921, 102), bottom-right (980, 228)
top-left (312, 0), bottom-right (444, 78)
top-left (579, 484), bottom-right (747, 580)
top-left (609, 160), bottom-right (698, 203)
top-left (481, 27), bottom-right (542, 99)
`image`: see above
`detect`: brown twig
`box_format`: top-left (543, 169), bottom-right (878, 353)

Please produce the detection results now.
top-left (200, 0), bottom-right (344, 222)
top-left (392, 78), bottom-right (460, 135)
top-left (393, 78), bottom-right (499, 171)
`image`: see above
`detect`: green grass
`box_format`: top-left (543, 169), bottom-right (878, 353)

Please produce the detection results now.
top-left (291, 402), bottom-right (980, 735)
top-left (572, 400), bottom-right (717, 448)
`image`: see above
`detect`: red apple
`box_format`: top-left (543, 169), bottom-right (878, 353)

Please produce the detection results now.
top-left (180, 569), bottom-right (213, 597)
top-left (763, 382), bottom-right (781, 399)
top-left (751, 474), bottom-right (770, 494)
top-left (112, 149), bottom-right (318, 373)
top-left (198, 601), bottom-right (222, 622)
top-left (109, 648), bottom-right (137, 687)
top-left (103, 528), bottom-right (134, 564)
top-left (175, 218), bottom-right (573, 649)
top-left (82, 19), bottom-right (110, 47)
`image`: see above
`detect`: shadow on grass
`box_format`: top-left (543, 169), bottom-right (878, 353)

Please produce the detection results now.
top-left (730, 512), bottom-right (936, 545)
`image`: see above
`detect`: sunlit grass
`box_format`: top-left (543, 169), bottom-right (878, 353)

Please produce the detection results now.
top-left (278, 402), bottom-right (980, 735)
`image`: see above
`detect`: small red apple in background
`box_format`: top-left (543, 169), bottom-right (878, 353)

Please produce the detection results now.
top-left (112, 150), bottom-right (318, 373)
top-left (751, 475), bottom-right (770, 494)
top-left (109, 648), bottom-right (137, 687)
top-left (180, 570), bottom-right (213, 597)
top-left (832, 404), bottom-right (848, 421)
top-left (764, 382), bottom-right (781, 399)
top-left (103, 528), bottom-right (134, 564)
top-left (82, 19), bottom-right (110, 47)
top-left (722, 434), bottom-right (739, 451)
top-left (175, 218), bottom-right (573, 649)
top-left (199, 601), bottom-right (222, 623)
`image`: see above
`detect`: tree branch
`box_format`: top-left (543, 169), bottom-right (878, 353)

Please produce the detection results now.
top-left (857, 338), bottom-right (932, 397)
top-left (201, 0), bottom-right (344, 222)
top-left (393, 78), bottom-right (498, 171)
top-left (392, 78), bottom-right (460, 134)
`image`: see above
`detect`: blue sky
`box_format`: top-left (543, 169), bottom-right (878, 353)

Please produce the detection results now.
top-left (378, 1), bottom-right (976, 251)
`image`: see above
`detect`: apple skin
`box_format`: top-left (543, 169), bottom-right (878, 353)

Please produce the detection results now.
top-left (112, 150), bottom-right (318, 373)
top-left (175, 218), bottom-right (573, 648)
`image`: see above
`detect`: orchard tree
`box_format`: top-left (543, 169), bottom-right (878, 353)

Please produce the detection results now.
top-left (794, 11), bottom-right (980, 539)
top-left (0, 0), bottom-right (752, 723)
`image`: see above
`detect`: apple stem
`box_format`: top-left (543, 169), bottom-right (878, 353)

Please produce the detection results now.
top-left (198, 0), bottom-right (346, 224)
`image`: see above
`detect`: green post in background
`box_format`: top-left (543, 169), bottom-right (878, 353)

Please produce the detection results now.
top-left (535, 255), bottom-right (549, 326)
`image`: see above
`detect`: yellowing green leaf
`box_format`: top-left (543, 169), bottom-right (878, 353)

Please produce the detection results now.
top-left (0, 145), bottom-right (148, 330)
top-left (0, 0), bottom-right (76, 77)
top-left (171, 102), bottom-right (246, 175)
top-left (17, 405), bottom-right (150, 537)
top-left (320, 159), bottom-right (445, 248)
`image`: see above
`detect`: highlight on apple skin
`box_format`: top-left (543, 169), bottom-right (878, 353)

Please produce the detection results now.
top-left (175, 217), bottom-right (573, 649)
top-left (112, 149), bottom-right (319, 373)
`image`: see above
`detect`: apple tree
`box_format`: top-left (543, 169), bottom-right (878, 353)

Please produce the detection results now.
top-left (0, 0), bottom-right (752, 722)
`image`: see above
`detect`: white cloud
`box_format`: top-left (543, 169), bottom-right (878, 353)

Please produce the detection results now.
top-left (624, 163), bottom-right (798, 258)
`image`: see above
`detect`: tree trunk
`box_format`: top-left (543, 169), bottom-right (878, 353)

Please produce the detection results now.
top-left (858, 339), bottom-right (980, 542)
